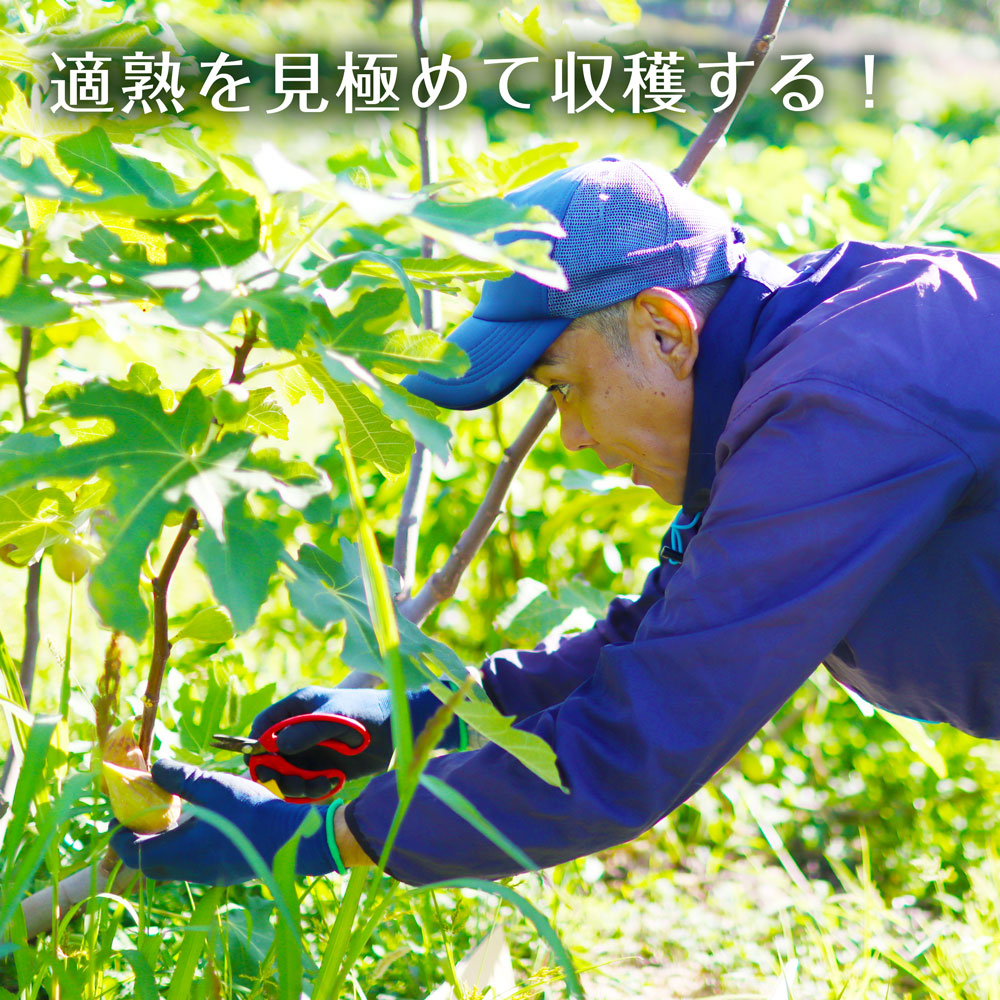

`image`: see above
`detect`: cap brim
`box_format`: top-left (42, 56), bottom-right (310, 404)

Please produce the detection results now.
top-left (402, 312), bottom-right (572, 410)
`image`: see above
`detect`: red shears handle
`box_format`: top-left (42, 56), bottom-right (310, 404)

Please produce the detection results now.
top-left (248, 713), bottom-right (371, 804)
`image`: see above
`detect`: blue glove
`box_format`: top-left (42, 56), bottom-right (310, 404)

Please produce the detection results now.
top-left (248, 685), bottom-right (464, 799)
top-left (110, 759), bottom-right (339, 886)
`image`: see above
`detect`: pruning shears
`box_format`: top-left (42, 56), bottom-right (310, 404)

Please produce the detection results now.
top-left (211, 713), bottom-right (371, 804)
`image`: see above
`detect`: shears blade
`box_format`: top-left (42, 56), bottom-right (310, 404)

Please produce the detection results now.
top-left (210, 734), bottom-right (261, 754)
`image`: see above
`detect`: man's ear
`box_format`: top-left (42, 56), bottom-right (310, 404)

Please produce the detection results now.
top-left (629, 287), bottom-right (700, 380)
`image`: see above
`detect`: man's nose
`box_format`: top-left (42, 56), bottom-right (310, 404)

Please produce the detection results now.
top-left (558, 409), bottom-right (595, 452)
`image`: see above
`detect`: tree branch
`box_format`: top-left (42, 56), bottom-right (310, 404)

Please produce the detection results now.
top-left (13, 233), bottom-right (32, 424)
top-left (399, 395), bottom-right (556, 626)
top-left (392, 0), bottom-right (439, 600)
top-left (15, 324), bottom-right (31, 426)
top-left (395, 2), bottom-right (794, 627)
top-left (672, 0), bottom-right (791, 186)
top-left (392, 445), bottom-right (432, 598)
top-left (20, 852), bottom-right (136, 941)
top-left (138, 508), bottom-right (199, 759)
top-left (230, 315), bottom-right (259, 385)
top-left (18, 562), bottom-right (40, 705)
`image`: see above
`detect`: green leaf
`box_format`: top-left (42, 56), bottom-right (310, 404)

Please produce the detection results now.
top-left (874, 708), bottom-right (948, 780)
top-left (0, 128), bottom-right (252, 223)
top-left (412, 197), bottom-right (563, 239)
top-left (312, 348), bottom-right (451, 460)
top-left (0, 382), bottom-right (252, 639)
top-left (324, 381), bottom-right (414, 478)
top-left (418, 775), bottom-right (538, 872)
top-left (316, 288), bottom-right (468, 379)
top-left (0, 486), bottom-right (74, 564)
top-left (283, 541), bottom-right (425, 686)
top-left (0, 283), bottom-right (72, 326)
top-left (468, 141), bottom-right (578, 194)
top-left (172, 607), bottom-right (234, 644)
top-left (498, 7), bottom-right (549, 50)
top-left (0, 32), bottom-right (33, 79)
top-left (426, 680), bottom-right (564, 789)
top-left (0, 770), bottom-right (91, 941)
top-left (70, 218), bottom-right (260, 295)
top-left (162, 279), bottom-right (316, 349)
top-left (0, 433), bottom-right (60, 460)
top-left (0, 627), bottom-right (28, 760)
top-left (239, 388), bottom-right (289, 439)
top-left (164, 888), bottom-right (224, 1000)
top-left (322, 251), bottom-right (422, 324)
top-left (119, 950), bottom-right (158, 1000)
top-left (351, 254), bottom-right (509, 290)
top-left (495, 577), bottom-right (611, 645)
top-left (411, 878), bottom-right (583, 999)
top-left (410, 199), bottom-right (567, 289)
top-left (196, 499), bottom-right (283, 632)
top-left (315, 287), bottom-right (406, 360)
top-left (271, 812), bottom-right (313, 997)
top-left (494, 578), bottom-right (566, 645)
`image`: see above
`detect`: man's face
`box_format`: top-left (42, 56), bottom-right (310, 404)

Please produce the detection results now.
top-left (528, 289), bottom-right (699, 505)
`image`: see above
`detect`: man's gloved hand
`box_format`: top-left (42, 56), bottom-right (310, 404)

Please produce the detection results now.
top-left (110, 759), bottom-right (339, 886)
top-left (247, 685), bottom-right (463, 799)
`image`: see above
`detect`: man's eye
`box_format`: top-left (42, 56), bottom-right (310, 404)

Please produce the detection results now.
top-left (546, 383), bottom-right (569, 399)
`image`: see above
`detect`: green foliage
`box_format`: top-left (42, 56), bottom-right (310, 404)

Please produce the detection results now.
top-left (0, 0), bottom-right (999, 996)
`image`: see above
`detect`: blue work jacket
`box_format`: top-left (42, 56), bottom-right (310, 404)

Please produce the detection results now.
top-left (347, 241), bottom-right (1000, 885)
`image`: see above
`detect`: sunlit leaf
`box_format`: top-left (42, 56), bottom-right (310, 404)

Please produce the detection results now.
top-left (324, 380), bottom-right (414, 478)
top-left (172, 606), bottom-right (234, 644)
top-left (0, 486), bottom-right (74, 564)
top-left (426, 680), bottom-right (563, 789)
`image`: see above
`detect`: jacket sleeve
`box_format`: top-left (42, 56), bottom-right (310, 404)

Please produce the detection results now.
top-left (479, 554), bottom-right (680, 721)
top-left (346, 379), bottom-right (976, 884)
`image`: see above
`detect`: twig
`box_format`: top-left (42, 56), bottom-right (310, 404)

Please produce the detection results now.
top-left (13, 233), bottom-right (32, 424)
top-left (18, 562), bottom-right (41, 705)
top-left (229, 314), bottom-right (259, 385)
top-left (138, 508), bottom-right (198, 759)
top-left (391, 0), bottom-right (438, 599)
top-left (392, 444), bottom-right (432, 598)
top-left (399, 395), bottom-right (556, 626)
top-left (15, 324), bottom-right (31, 425)
top-left (672, 0), bottom-right (791, 186)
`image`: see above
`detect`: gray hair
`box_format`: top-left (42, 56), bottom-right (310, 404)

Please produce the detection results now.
top-left (569, 277), bottom-right (734, 358)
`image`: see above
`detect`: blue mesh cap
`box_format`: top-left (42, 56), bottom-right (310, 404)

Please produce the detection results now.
top-left (403, 155), bottom-right (746, 410)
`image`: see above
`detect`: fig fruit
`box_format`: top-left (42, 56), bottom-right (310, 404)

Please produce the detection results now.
top-left (102, 717), bottom-right (147, 778)
top-left (50, 538), bottom-right (93, 583)
top-left (102, 761), bottom-right (182, 833)
top-left (212, 384), bottom-right (250, 425)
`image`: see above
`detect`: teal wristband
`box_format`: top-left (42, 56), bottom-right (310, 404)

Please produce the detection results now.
top-left (324, 799), bottom-right (346, 875)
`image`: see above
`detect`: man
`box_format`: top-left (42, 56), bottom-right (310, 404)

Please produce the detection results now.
top-left (113, 156), bottom-right (1000, 888)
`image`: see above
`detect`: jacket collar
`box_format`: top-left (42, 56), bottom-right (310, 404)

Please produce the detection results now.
top-left (681, 251), bottom-right (799, 514)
